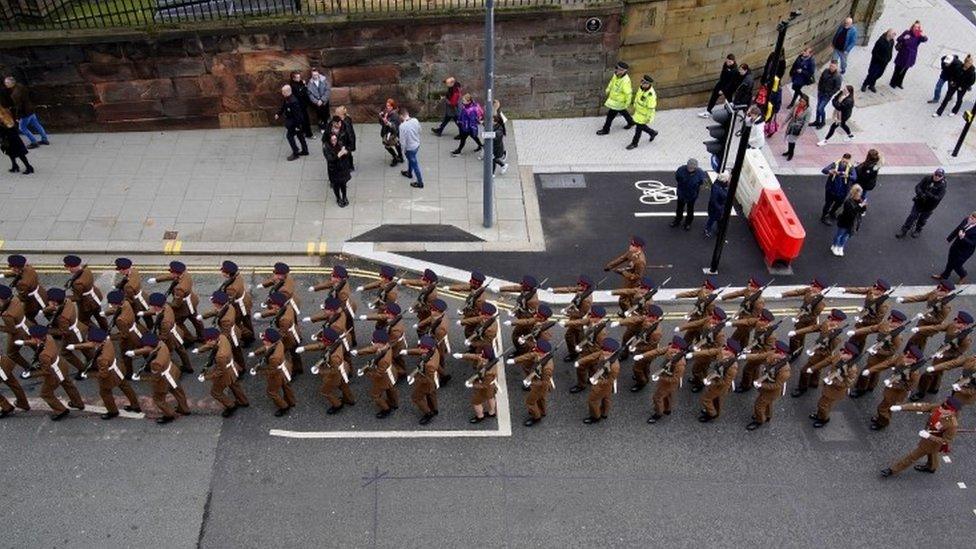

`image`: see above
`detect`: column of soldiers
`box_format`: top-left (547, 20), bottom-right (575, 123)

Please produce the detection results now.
top-left (0, 246), bottom-right (972, 478)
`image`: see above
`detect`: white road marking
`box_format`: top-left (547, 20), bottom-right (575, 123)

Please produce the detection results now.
top-left (958, 482), bottom-right (967, 489)
top-left (634, 211), bottom-right (737, 218)
top-left (26, 398), bottom-right (145, 419)
top-left (943, 455), bottom-right (952, 463)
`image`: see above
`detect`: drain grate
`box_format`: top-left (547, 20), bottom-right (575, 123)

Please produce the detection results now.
top-left (163, 230), bottom-right (179, 240)
top-left (539, 174), bottom-right (586, 189)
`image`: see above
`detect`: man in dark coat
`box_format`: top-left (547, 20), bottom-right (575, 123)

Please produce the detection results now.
top-left (274, 84), bottom-right (309, 161)
top-left (897, 168), bottom-right (947, 238)
top-left (730, 64), bottom-right (754, 108)
top-left (812, 60), bottom-right (843, 128)
top-left (861, 29), bottom-right (896, 92)
top-left (672, 158), bottom-right (707, 231)
top-left (934, 211), bottom-right (976, 283)
top-left (788, 47), bottom-right (817, 108)
top-left (698, 54), bottom-right (740, 118)
top-left (704, 173), bottom-right (729, 238)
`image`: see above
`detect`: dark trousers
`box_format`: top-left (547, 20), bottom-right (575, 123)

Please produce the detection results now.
top-left (385, 144), bottom-right (403, 162)
top-left (331, 180), bottom-right (348, 203)
top-left (298, 102), bottom-right (312, 138)
top-left (900, 205), bottom-right (934, 234)
top-left (821, 191), bottom-right (844, 220)
top-left (824, 121), bottom-right (852, 140)
top-left (890, 65), bottom-right (909, 88)
top-left (937, 86), bottom-right (968, 116)
top-left (601, 108), bottom-right (634, 132)
top-left (7, 154), bottom-right (31, 170)
top-left (862, 61), bottom-right (887, 89)
top-left (785, 142), bottom-right (796, 160)
top-left (313, 102), bottom-right (331, 131)
top-left (706, 82), bottom-right (726, 112)
top-left (787, 84), bottom-right (807, 108)
top-left (285, 126), bottom-right (308, 155)
top-left (674, 198), bottom-right (695, 226)
top-left (940, 252), bottom-right (972, 280)
top-left (435, 105), bottom-right (460, 134)
top-left (631, 124), bottom-right (658, 145)
top-left (453, 131), bottom-right (482, 153)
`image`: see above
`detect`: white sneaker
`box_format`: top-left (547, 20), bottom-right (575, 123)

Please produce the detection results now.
top-left (844, 134), bottom-right (854, 142)
top-left (500, 163), bottom-right (509, 174)
top-left (950, 112), bottom-right (957, 117)
top-left (837, 247), bottom-right (845, 257)
top-left (932, 112), bottom-right (939, 118)
top-left (817, 140), bottom-right (827, 147)
top-left (477, 152), bottom-right (483, 160)
top-left (829, 246), bottom-right (837, 256)
top-left (697, 111), bottom-right (711, 119)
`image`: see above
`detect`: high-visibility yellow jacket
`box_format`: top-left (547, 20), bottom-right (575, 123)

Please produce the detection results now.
top-left (604, 74), bottom-right (633, 111)
top-left (632, 87), bottom-right (657, 125)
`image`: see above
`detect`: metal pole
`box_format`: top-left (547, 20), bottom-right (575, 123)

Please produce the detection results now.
top-left (952, 101), bottom-right (975, 157)
top-left (482, 0), bottom-right (495, 228)
top-left (763, 21), bottom-right (788, 88)
top-left (707, 118), bottom-right (753, 274)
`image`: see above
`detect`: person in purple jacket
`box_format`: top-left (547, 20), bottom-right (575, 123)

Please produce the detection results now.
top-left (890, 21), bottom-right (928, 89)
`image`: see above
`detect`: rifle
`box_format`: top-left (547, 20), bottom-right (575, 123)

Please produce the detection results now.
top-left (650, 351), bottom-right (684, 380)
top-left (918, 288), bottom-right (964, 320)
top-left (523, 341), bottom-right (563, 387)
top-left (329, 278), bottom-right (347, 301)
top-left (196, 346), bottom-right (220, 381)
top-left (867, 322), bottom-right (912, 355)
top-left (467, 314), bottom-right (499, 345)
top-left (369, 280), bottom-right (399, 310)
top-left (518, 319), bottom-right (557, 346)
top-left (806, 324), bottom-right (848, 356)
top-left (703, 356), bottom-right (738, 386)
top-left (563, 276), bottom-right (609, 315)
top-left (464, 347), bottom-right (509, 388)
top-left (63, 265), bottom-right (86, 290)
top-left (824, 356), bottom-right (860, 386)
top-left (309, 328), bottom-right (354, 375)
top-left (625, 318), bottom-right (662, 351)
top-left (886, 357), bottom-right (932, 387)
top-left (114, 274), bottom-right (129, 292)
top-left (857, 284), bottom-right (901, 320)
top-left (933, 325), bottom-right (976, 358)
top-left (792, 285), bottom-right (836, 322)
top-left (130, 348), bottom-right (159, 381)
top-left (462, 279), bottom-right (492, 313)
top-left (164, 277), bottom-right (180, 299)
top-left (513, 278), bottom-right (548, 317)
top-left (406, 346), bottom-right (439, 385)
top-left (690, 285), bottom-right (731, 318)
top-left (576, 318), bottom-right (610, 352)
top-left (78, 344), bottom-right (102, 380)
top-left (745, 320), bottom-right (782, 353)
top-left (409, 282), bottom-right (437, 314)
top-left (588, 347), bottom-right (623, 385)
top-left (692, 319), bottom-right (727, 352)
top-left (756, 357), bottom-right (791, 386)
top-left (736, 278), bottom-right (773, 317)
top-left (217, 274), bottom-right (235, 294)
top-left (18, 341), bottom-right (43, 379)
top-left (624, 276), bottom-right (671, 317)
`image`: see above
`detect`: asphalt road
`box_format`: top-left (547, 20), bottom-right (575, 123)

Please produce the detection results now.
top-left (948, 0), bottom-right (976, 25)
top-left (3, 268), bottom-right (976, 547)
top-left (410, 171), bottom-right (976, 287)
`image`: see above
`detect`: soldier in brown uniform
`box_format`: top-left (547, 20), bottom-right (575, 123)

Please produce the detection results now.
top-left (201, 290), bottom-right (247, 370)
top-left (619, 304), bottom-right (663, 392)
top-left (947, 362), bottom-right (976, 406)
top-left (0, 284), bottom-right (32, 371)
top-left (790, 309), bottom-right (848, 397)
top-left (512, 339), bottom-right (556, 426)
top-left (551, 275), bottom-right (595, 357)
top-left (699, 340), bottom-right (740, 422)
top-left (2, 254), bottom-right (47, 322)
top-left (850, 309), bottom-right (909, 398)
top-left (679, 306), bottom-right (727, 392)
top-left (404, 335), bottom-right (442, 424)
top-left (195, 328), bottom-right (249, 418)
top-left (353, 329), bottom-right (399, 418)
top-left (647, 336), bottom-right (689, 424)
top-left (127, 332), bottom-right (190, 424)
top-left (734, 309), bottom-right (777, 393)
top-left (581, 338), bottom-right (622, 424)
top-left (43, 288), bottom-right (92, 380)
top-left (721, 275), bottom-right (769, 347)
top-left (358, 265), bottom-right (399, 312)
top-left (881, 396), bottom-right (961, 477)
top-left (104, 290), bottom-right (143, 377)
top-left (747, 340), bottom-right (792, 431)
top-left (361, 302), bottom-right (407, 379)
top-left (505, 304), bottom-right (555, 362)
top-left (612, 276), bottom-right (661, 323)
top-left (255, 291), bottom-right (304, 375)
top-left (566, 305), bottom-right (610, 393)
top-left (0, 352), bottom-right (30, 417)
top-left (910, 310), bottom-right (973, 401)
top-left (809, 341), bottom-right (861, 428)
top-left (781, 278), bottom-right (829, 360)
top-left (218, 260), bottom-right (255, 346)
top-left (461, 302), bottom-right (498, 354)
top-left (146, 261), bottom-right (204, 344)
top-left (113, 257), bottom-right (149, 327)
top-left (304, 297), bottom-right (349, 353)
top-left (20, 325), bottom-right (84, 420)
top-left (604, 236), bottom-right (647, 315)
top-left (68, 327), bottom-right (140, 419)
top-left (146, 292), bottom-right (193, 374)
top-left (417, 298), bottom-right (453, 384)
top-left (62, 255), bottom-right (107, 331)
top-left (675, 277), bottom-right (722, 346)
top-left (499, 275), bottom-right (541, 352)
top-left (250, 328), bottom-right (296, 417)
top-left (259, 262), bottom-right (301, 315)
top-left (844, 278), bottom-right (893, 350)
top-left (401, 268), bottom-right (439, 325)
top-left (458, 347), bottom-right (499, 423)
top-left (868, 345), bottom-right (925, 430)
top-left (447, 271), bottom-right (488, 339)
top-left (898, 280), bottom-right (957, 350)
top-left (310, 265), bottom-right (357, 346)
top-left (298, 326), bottom-right (355, 414)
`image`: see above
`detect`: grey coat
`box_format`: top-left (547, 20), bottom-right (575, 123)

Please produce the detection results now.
top-left (784, 107), bottom-right (810, 144)
top-left (307, 76), bottom-right (331, 105)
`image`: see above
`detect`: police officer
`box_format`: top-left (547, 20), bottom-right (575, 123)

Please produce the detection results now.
top-left (626, 74), bottom-right (658, 149)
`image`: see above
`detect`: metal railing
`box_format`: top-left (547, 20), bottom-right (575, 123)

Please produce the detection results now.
top-left (0, 0), bottom-right (606, 32)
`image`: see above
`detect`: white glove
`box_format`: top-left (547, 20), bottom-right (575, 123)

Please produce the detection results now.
top-left (573, 361), bottom-right (580, 368)
top-left (633, 354), bottom-right (644, 361)
top-left (896, 297), bottom-right (904, 303)
top-left (136, 311), bottom-right (146, 317)
top-left (65, 344), bottom-right (76, 351)
top-left (787, 330), bottom-right (796, 337)
top-left (611, 321), bottom-right (620, 328)
top-left (860, 369), bottom-right (869, 377)
top-left (464, 339), bottom-right (472, 347)
top-left (393, 277), bottom-right (403, 284)
top-left (452, 353), bottom-right (463, 359)
top-left (918, 430), bottom-right (931, 440)
top-left (455, 320), bottom-right (462, 326)
top-left (753, 381), bottom-right (762, 389)
top-left (926, 366), bottom-right (935, 373)
top-left (545, 287), bottom-right (553, 293)
top-left (311, 365), bottom-right (320, 375)
top-left (673, 326), bottom-right (680, 333)
top-left (628, 346), bottom-right (636, 353)
top-left (399, 350), bottom-right (407, 356)
top-left (350, 349), bottom-right (359, 356)
top-left (868, 349), bottom-right (877, 356)
top-left (684, 352), bottom-right (693, 359)
top-left (247, 351), bottom-right (255, 358)
top-left (506, 359), bottom-right (515, 365)
top-left (846, 330), bottom-right (855, 336)
top-left (196, 314), bottom-right (203, 321)
top-left (252, 312), bottom-right (262, 320)
top-left (302, 316), bottom-right (311, 323)
top-left (737, 353), bottom-right (746, 360)
top-left (307, 285), bottom-right (316, 292)
top-left (952, 383), bottom-right (961, 391)
top-left (768, 293), bottom-right (782, 299)
top-left (125, 350), bottom-right (135, 357)
top-left (249, 367), bottom-right (257, 376)
top-left (558, 320), bottom-right (568, 327)
top-left (651, 375), bottom-right (659, 382)
top-left (0, 273), bottom-right (4, 279)
top-left (823, 377), bottom-right (831, 385)
top-left (890, 405), bottom-right (903, 412)
top-left (197, 374), bottom-right (205, 382)
top-left (703, 379), bottom-right (712, 386)
top-left (296, 346), bottom-right (306, 354)
top-left (456, 309), bottom-right (463, 315)
top-left (13, 339), bottom-right (24, 346)
top-left (355, 285), bottom-right (364, 292)
top-left (191, 348), bottom-right (200, 354)
top-left (805, 368), bottom-right (813, 374)
top-left (357, 315), bottom-right (367, 320)
top-left (147, 277), bottom-right (157, 284)
top-left (503, 320), bottom-right (512, 326)
top-left (934, 352), bottom-right (944, 359)
top-left (911, 327), bottom-right (919, 333)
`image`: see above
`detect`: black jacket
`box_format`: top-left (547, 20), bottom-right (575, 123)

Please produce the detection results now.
top-left (0, 124), bottom-right (28, 158)
top-left (717, 63), bottom-right (740, 94)
top-left (836, 198), bottom-right (866, 231)
top-left (950, 65), bottom-right (976, 92)
top-left (340, 115), bottom-right (356, 151)
top-left (817, 68), bottom-right (843, 97)
top-left (831, 94), bottom-right (854, 123)
top-left (948, 218), bottom-right (976, 259)
top-left (731, 71), bottom-right (754, 106)
top-left (277, 96), bottom-right (305, 129)
top-left (855, 162), bottom-right (879, 191)
top-left (289, 79), bottom-right (310, 105)
top-left (912, 176), bottom-right (947, 212)
top-left (940, 55), bottom-right (961, 80)
top-left (322, 141), bottom-right (352, 185)
top-left (870, 35), bottom-right (894, 67)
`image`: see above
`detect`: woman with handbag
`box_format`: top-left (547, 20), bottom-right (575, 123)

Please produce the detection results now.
top-left (782, 94), bottom-right (809, 161)
top-left (378, 98), bottom-right (403, 167)
top-left (818, 85), bottom-right (855, 146)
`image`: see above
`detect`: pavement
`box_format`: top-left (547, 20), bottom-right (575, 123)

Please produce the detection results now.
top-left (4, 266), bottom-right (976, 547)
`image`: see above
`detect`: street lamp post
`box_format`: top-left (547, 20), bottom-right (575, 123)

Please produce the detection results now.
top-left (482, 0), bottom-right (495, 228)
top-left (952, 100), bottom-right (975, 157)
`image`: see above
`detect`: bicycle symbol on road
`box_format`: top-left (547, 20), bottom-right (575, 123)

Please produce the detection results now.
top-left (635, 180), bottom-right (677, 205)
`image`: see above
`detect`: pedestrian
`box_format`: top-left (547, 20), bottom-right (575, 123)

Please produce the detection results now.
top-left (597, 61), bottom-right (634, 135)
top-left (307, 67), bottom-right (331, 133)
top-left (933, 210), bottom-right (976, 283)
top-left (745, 105), bottom-right (765, 149)
top-left (0, 106), bottom-right (32, 174)
top-left (322, 126), bottom-right (352, 208)
top-left (490, 114), bottom-right (508, 175)
top-left (334, 105), bottom-right (356, 169)
top-left (782, 93), bottom-right (810, 161)
top-left (626, 74), bottom-right (658, 149)
top-left (378, 98), bottom-right (403, 167)
top-left (3, 76), bottom-right (49, 149)
top-left (855, 149), bottom-right (882, 202)
top-left (861, 29), bottom-right (896, 92)
top-left (273, 85), bottom-right (308, 161)
top-left (671, 158), bottom-right (707, 230)
top-left (451, 93), bottom-right (483, 156)
top-left (699, 54), bottom-right (740, 118)
top-left (288, 70), bottom-right (314, 140)
top-left (890, 21), bottom-right (928, 89)
top-left (820, 153), bottom-right (857, 225)
top-left (811, 60), bottom-right (842, 129)
top-left (704, 172), bottom-right (729, 238)
top-left (818, 85), bottom-right (855, 146)
top-left (730, 63), bottom-right (754, 108)
top-left (935, 55), bottom-right (975, 117)
top-left (831, 17), bottom-right (859, 74)
top-left (787, 47), bottom-right (817, 108)
top-left (929, 53), bottom-right (961, 104)
top-left (831, 184), bottom-right (867, 257)
top-left (896, 168), bottom-right (947, 238)
top-left (431, 76), bottom-right (463, 138)
top-left (398, 106), bottom-right (424, 189)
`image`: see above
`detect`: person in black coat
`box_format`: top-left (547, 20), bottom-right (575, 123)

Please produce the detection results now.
top-left (935, 55), bottom-right (976, 117)
top-left (289, 71), bottom-right (314, 139)
top-left (274, 85), bottom-right (309, 161)
top-left (935, 211), bottom-right (976, 282)
top-left (322, 131), bottom-right (352, 208)
top-left (788, 47), bottom-right (817, 108)
top-left (861, 30), bottom-right (896, 92)
top-left (855, 149), bottom-right (881, 201)
top-left (819, 85), bottom-right (855, 145)
top-left (699, 54), bottom-right (740, 117)
top-left (896, 169), bottom-right (947, 238)
top-left (730, 64), bottom-right (754, 108)
top-left (0, 106), bottom-right (33, 174)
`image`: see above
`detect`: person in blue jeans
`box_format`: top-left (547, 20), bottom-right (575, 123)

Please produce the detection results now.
top-left (811, 60), bottom-right (842, 129)
top-left (703, 173), bottom-right (729, 238)
top-left (398, 107), bottom-right (424, 189)
top-left (831, 184), bottom-right (866, 257)
top-left (831, 17), bottom-right (858, 74)
top-left (4, 77), bottom-right (49, 148)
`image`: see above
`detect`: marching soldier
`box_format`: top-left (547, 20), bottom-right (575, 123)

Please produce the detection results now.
top-left (145, 292), bottom-right (193, 374)
top-left (675, 277), bottom-right (721, 345)
top-left (250, 328), bottom-right (296, 417)
top-left (20, 325), bottom-right (84, 420)
top-left (67, 327), bottom-right (140, 420)
top-left (403, 335), bottom-right (442, 424)
top-left (113, 257), bottom-right (149, 325)
top-left (581, 338), bottom-right (621, 424)
top-left (511, 339), bottom-right (555, 426)
top-left (195, 328), bottom-right (249, 418)
top-left (218, 260), bottom-right (255, 346)
top-left (898, 279), bottom-right (956, 350)
top-left (499, 275), bottom-right (541, 350)
top-left (298, 327), bottom-right (355, 414)
top-left (461, 302), bottom-right (498, 354)
top-left (310, 264), bottom-right (357, 346)
top-left (647, 336), bottom-right (689, 424)
top-left (127, 333), bottom-right (190, 424)
top-left (619, 304), bottom-right (663, 392)
top-left (910, 310), bottom-right (973, 401)
top-left (551, 275), bottom-right (595, 358)
top-left (416, 298), bottom-right (452, 383)
top-left (789, 308), bottom-right (847, 397)
top-left (361, 302), bottom-right (407, 378)
top-left (447, 271), bottom-right (488, 338)
top-left (401, 268), bottom-right (439, 325)
top-left (0, 353), bottom-right (30, 418)
top-left (255, 291), bottom-right (304, 375)
top-left (844, 279), bottom-right (893, 349)
top-left (567, 305), bottom-right (610, 393)
top-left (603, 236), bottom-right (647, 315)
top-left (146, 261), bottom-right (204, 344)
top-left (850, 309), bottom-right (908, 398)
top-left (679, 306), bottom-right (727, 392)
top-left (809, 342), bottom-right (861, 428)
top-left (358, 265), bottom-right (399, 311)
top-left (746, 340), bottom-right (792, 431)
top-left (259, 262), bottom-right (301, 314)
top-left (868, 345), bottom-right (925, 430)
top-left (699, 340), bottom-right (740, 422)
top-left (781, 278), bottom-right (829, 360)
top-left (43, 288), bottom-right (91, 380)
top-left (0, 284), bottom-right (32, 371)
top-left (613, 276), bottom-right (660, 359)
top-left (721, 275), bottom-right (768, 347)
top-left (201, 291), bottom-right (247, 370)
top-left (104, 290), bottom-right (142, 377)
top-left (881, 396), bottom-right (961, 477)
top-left (733, 309), bottom-right (777, 393)
top-left (352, 329), bottom-right (399, 418)
top-left (457, 347), bottom-right (499, 423)
top-left (62, 255), bottom-right (107, 331)
top-left (2, 254), bottom-right (47, 321)
top-left (504, 303), bottom-right (555, 361)
top-left (947, 360), bottom-right (976, 406)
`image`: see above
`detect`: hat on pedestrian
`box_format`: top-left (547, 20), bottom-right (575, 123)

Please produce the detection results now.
top-left (140, 333), bottom-right (159, 348)
top-left (318, 327), bottom-right (339, 343)
top-left (590, 305), bottom-right (606, 318)
top-left (630, 236), bottom-right (646, 248)
top-left (889, 310), bottom-right (907, 323)
top-left (521, 275), bottom-right (538, 289)
top-left (639, 277), bottom-right (656, 290)
top-left (470, 271), bottom-right (486, 285)
top-left (748, 275), bottom-right (767, 287)
top-left (934, 168), bottom-right (945, 177)
top-left (829, 309), bottom-right (847, 321)
top-left (273, 262), bottom-right (290, 275)
top-left (686, 158), bottom-right (699, 169)
top-left (148, 292), bottom-right (166, 307)
top-left (641, 74), bottom-right (654, 84)
top-left (7, 255), bottom-right (26, 268)
top-left (937, 280), bottom-right (956, 292)
top-left (419, 335), bottom-right (437, 349)
top-left (114, 257), bottom-right (132, 270)
top-left (535, 339), bottom-right (552, 353)
top-left (262, 328), bottom-right (281, 343)
top-left (874, 279), bottom-right (891, 292)
top-left (332, 265), bottom-right (348, 279)
top-left (62, 255), bottom-right (82, 268)
top-left (711, 306), bottom-right (727, 321)
top-left (203, 328), bottom-right (220, 341)
top-left (944, 396), bottom-right (963, 411)
top-left (107, 290), bottom-right (125, 305)
top-left (480, 302), bottom-right (497, 316)
top-left (385, 302), bottom-right (401, 316)
top-left (169, 261), bottom-right (187, 274)
top-left (842, 341), bottom-right (861, 356)
top-left (536, 304), bottom-right (553, 319)
top-left (431, 299), bottom-right (447, 313)
top-left (210, 291), bottom-right (229, 305)
top-left (904, 345), bottom-right (924, 361)
top-left (773, 340), bottom-right (790, 355)
top-left (29, 325), bottom-right (48, 338)
top-left (601, 338), bottom-right (620, 352)
top-left (615, 61), bottom-right (630, 71)
top-left (220, 260), bottom-right (238, 275)
top-left (577, 275), bottom-right (594, 288)
top-left (422, 269), bottom-right (438, 283)
top-left (956, 311), bottom-right (974, 325)
top-left (269, 292), bottom-right (288, 307)
top-left (703, 277), bottom-right (718, 291)
top-left (88, 328), bottom-right (107, 343)
top-left (811, 277), bottom-right (828, 289)
top-left (46, 288), bottom-right (66, 302)
top-left (646, 304), bottom-right (663, 318)
top-left (759, 309), bottom-right (775, 322)
top-left (724, 339), bottom-right (742, 354)
top-left (669, 336), bottom-right (688, 351)
top-left (0, 285), bottom-right (10, 300)
top-left (323, 297), bottom-right (341, 311)
top-left (378, 265), bottom-right (395, 279)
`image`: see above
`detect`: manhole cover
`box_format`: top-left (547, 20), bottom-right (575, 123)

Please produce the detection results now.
top-left (539, 174), bottom-right (586, 189)
top-left (163, 230), bottom-right (179, 240)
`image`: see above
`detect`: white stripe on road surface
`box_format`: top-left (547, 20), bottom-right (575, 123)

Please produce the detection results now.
top-left (634, 211), bottom-right (737, 218)
top-left (958, 482), bottom-right (967, 489)
top-left (26, 398), bottom-right (145, 419)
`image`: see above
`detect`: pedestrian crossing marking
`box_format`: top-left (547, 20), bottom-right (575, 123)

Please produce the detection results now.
top-left (958, 482), bottom-right (967, 489)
